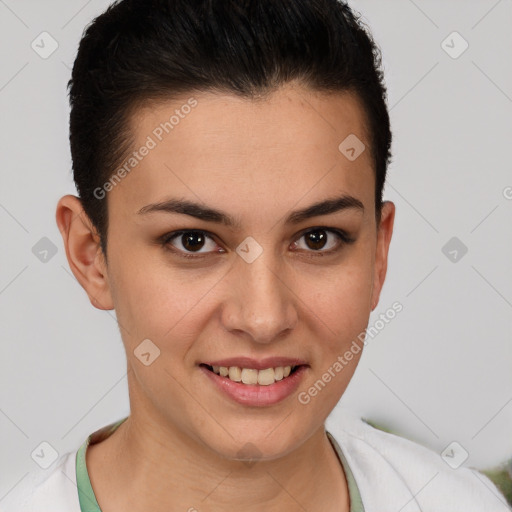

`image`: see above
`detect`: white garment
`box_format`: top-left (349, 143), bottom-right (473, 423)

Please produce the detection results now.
top-left (1, 409), bottom-right (510, 511)
top-left (1, 447), bottom-right (79, 512)
top-left (328, 409), bottom-right (511, 511)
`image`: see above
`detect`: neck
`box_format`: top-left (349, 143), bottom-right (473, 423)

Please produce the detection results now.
top-left (86, 412), bottom-right (349, 511)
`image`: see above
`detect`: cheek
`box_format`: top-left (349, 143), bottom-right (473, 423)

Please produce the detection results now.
top-left (106, 250), bottom-right (209, 348)
top-left (306, 249), bottom-right (374, 340)
top-left (295, 261), bottom-right (372, 414)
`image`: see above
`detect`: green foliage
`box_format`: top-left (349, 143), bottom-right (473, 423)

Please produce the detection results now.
top-left (481, 467), bottom-right (512, 506)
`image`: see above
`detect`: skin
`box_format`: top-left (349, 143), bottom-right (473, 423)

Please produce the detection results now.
top-left (56, 82), bottom-right (395, 511)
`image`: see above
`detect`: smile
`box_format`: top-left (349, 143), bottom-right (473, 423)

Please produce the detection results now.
top-left (199, 363), bottom-right (308, 406)
top-left (202, 364), bottom-right (298, 385)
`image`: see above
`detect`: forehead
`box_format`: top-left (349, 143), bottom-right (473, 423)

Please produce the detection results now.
top-left (111, 84), bottom-right (374, 218)
top-left (131, 84), bottom-right (369, 155)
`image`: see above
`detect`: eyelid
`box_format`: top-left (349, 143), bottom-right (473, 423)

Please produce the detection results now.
top-left (295, 226), bottom-right (355, 244)
top-left (159, 229), bottom-right (223, 258)
top-left (160, 226), bottom-right (355, 258)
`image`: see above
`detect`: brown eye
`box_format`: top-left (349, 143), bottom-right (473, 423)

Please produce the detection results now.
top-left (162, 230), bottom-right (220, 257)
top-left (304, 229), bottom-right (329, 250)
top-left (180, 232), bottom-right (206, 252)
top-left (291, 227), bottom-right (354, 256)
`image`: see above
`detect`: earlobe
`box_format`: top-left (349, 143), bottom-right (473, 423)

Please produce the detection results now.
top-left (370, 201), bottom-right (395, 311)
top-left (55, 195), bottom-right (114, 310)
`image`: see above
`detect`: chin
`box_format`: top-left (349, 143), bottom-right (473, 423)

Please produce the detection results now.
top-left (197, 419), bottom-right (312, 463)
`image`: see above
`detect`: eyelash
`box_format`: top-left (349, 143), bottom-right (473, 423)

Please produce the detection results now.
top-left (159, 227), bottom-right (355, 260)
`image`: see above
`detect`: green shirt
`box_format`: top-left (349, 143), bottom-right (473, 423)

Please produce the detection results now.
top-left (76, 418), bottom-right (364, 511)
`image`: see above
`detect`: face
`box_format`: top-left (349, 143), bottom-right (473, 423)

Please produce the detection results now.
top-left (70, 83), bottom-right (394, 461)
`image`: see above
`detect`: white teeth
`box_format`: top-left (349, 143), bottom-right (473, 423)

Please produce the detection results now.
top-left (241, 368), bottom-right (258, 385)
top-left (228, 366), bottom-right (242, 382)
top-left (257, 368), bottom-right (275, 386)
top-left (210, 365), bottom-right (298, 385)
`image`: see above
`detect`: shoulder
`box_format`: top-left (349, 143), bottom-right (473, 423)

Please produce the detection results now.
top-left (0, 449), bottom-right (81, 512)
top-left (327, 409), bottom-right (511, 511)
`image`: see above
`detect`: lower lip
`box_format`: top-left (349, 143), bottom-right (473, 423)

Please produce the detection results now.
top-left (199, 365), bottom-right (308, 407)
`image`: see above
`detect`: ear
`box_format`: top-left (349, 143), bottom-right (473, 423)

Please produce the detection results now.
top-left (55, 195), bottom-right (114, 310)
top-left (370, 201), bottom-right (395, 311)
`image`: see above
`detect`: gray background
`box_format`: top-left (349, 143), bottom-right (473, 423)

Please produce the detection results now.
top-left (1, 0), bottom-right (511, 502)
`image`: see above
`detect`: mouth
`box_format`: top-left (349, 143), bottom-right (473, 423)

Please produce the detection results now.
top-left (199, 362), bottom-right (309, 406)
top-left (200, 363), bottom-right (303, 386)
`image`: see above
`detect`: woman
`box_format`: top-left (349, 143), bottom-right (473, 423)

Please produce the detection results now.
top-left (2, 0), bottom-right (507, 510)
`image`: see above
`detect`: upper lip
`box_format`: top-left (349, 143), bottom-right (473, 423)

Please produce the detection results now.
top-left (201, 357), bottom-right (309, 371)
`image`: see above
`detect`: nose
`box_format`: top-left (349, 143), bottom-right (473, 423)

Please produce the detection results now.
top-left (220, 252), bottom-right (299, 345)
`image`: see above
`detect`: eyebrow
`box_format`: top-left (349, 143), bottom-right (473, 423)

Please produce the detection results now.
top-left (137, 194), bottom-right (364, 228)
